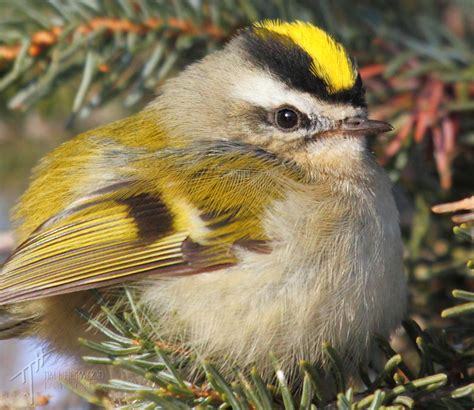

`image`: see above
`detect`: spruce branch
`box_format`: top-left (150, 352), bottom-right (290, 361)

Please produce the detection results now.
top-left (75, 282), bottom-right (474, 409)
top-left (433, 197), bottom-right (474, 319)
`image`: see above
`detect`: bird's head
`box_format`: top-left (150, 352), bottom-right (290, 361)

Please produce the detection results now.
top-left (157, 21), bottom-right (392, 180)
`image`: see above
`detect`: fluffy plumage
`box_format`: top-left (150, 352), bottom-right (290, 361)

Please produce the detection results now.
top-left (0, 21), bottom-right (406, 382)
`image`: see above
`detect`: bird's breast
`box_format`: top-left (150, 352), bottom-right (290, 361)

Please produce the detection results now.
top-left (140, 173), bottom-right (406, 375)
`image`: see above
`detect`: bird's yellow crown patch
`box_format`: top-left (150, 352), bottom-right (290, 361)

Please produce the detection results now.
top-left (253, 20), bottom-right (357, 93)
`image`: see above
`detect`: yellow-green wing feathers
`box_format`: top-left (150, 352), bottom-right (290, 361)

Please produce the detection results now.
top-left (0, 184), bottom-right (227, 304)
top-left (1, 123), bottom-right (300, 305)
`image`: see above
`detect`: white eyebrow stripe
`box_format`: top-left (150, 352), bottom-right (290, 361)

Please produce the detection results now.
top-left (231, 71), bottom-right (366, 122)
top-left (231, 72), bottom-right (316, 115)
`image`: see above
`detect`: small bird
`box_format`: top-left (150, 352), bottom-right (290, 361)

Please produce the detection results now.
top-left (0, 21), bottom-right (406, 381)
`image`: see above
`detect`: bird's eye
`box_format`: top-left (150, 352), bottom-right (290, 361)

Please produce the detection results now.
top-left (275, 108), bottom-right (300, 130)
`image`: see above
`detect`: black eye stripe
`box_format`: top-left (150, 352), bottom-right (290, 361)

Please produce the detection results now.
top-left (241, 29), bottom-right (367, 108)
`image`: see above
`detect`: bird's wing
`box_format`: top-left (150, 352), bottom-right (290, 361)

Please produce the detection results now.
top-left (0, 139), bottom-right (300, 306)
top-left (0, 181), bottom-right (239, 305)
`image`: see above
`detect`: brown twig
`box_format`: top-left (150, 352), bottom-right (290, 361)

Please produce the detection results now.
top-left (432, 196), bottom-right (474, 224)
top-left (432, 196), bottom-right (474, 214)
top-left (0, 17), bottom-right (226, 61)
top-left (155, 340), bottom-right (192, 357)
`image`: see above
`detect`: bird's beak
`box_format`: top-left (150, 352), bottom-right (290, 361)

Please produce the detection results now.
top-left (315, 118), bottom-right (393, 138)
top-left (339, 117), bottom-right (393, 136)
